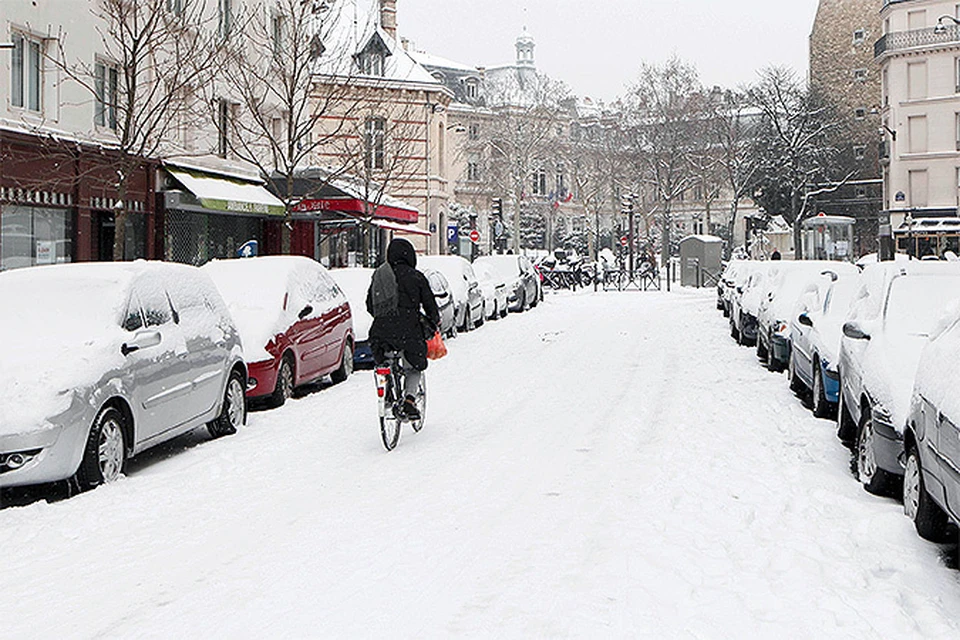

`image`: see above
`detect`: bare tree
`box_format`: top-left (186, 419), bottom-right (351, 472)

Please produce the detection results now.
top-left (747, 66), bottom-right (850, 256)
top-left (708, 94), bottom-right (760, 257)
top-left (564, 122), bottom-right (625, 259)
top-left (219, 0), bottom-right (363, 253)
top-left (54, 0), bottom-right (217, 260)
top-left (481, 71), bottom-right (571, 252)
top-left (624, 56), bottom-right (705, 279)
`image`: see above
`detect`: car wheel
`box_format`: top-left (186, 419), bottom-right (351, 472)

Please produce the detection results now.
top-left (519, 289), bottom-right (527, 312)
top-left (331, 342), bottom-right (353, 384)
top-left (208, 370), bottom-right (246, 438)
top-left (269, 355), bottom-right (295, 408)
top-left (837, 380), bottom-right (857, 442)
top-left (76, 406), bottom-right (126, 490)
top-left (904, 444), bottom-right (949, 542)
top-left (812, 361), bottom-right (830, 419)
top-left (857, 410), bottom-right (895, 496)
top-left (731, 319), bottom-right (740, 342)
top-left (788, 352), bottom-right (805, 395)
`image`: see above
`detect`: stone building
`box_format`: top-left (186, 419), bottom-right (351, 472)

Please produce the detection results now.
top-left (808, 0), bottom-right (884, 257)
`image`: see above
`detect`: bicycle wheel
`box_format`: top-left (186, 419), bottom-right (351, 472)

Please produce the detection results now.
top-left (411, 374), bottom-right (427, 433)
top-left (380, 374), bottom-right (401, 451)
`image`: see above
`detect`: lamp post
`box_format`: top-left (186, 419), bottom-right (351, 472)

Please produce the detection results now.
top-left (935, 15), bottom-right (960, 33)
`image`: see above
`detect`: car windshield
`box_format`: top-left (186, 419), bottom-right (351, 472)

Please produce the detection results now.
top-left (885, 275), bottom-right (960, 336)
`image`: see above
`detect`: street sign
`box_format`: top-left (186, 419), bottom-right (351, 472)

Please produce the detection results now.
top-left (469, 229), bottom-right (480, 243)
top-left (238, 239), bottom-right (259, 258)
top-left (447, 225), bottom-right (459, 244)
top-left (620, 236), bottom-right (629, 247)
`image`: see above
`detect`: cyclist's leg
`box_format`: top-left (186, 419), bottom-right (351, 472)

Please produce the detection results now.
top-left (400, 353), bottom-right (421, 399)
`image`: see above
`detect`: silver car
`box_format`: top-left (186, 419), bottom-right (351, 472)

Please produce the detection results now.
top-left (0, 262), bottom-right (246, 491)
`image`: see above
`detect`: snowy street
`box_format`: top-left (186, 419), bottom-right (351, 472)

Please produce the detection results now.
top-left (4, 289), bottom-right (960, 638)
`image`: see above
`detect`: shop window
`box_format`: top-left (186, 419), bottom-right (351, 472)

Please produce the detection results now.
top-left (1, 205), bottom-right (74, 271)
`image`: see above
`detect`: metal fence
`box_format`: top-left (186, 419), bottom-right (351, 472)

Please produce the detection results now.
top-left (165, 211), bottom-right (264, 265)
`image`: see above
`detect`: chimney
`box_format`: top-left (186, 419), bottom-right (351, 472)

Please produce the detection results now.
top-left (380, 0), bottom-right (397, 40)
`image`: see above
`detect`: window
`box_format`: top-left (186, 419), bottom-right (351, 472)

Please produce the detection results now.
top-left (95, 61), bottom-right (119, 130)
top-left (852, 68), bottom-right (867, 83)
top-left (365, 117), bottom-right (385, 170)
top-left (166, 0), bottom-right (185, 15)
top-left (555, 163), bottom-right (565, 196)
top-left (956, 112), bottom-right (960, 150)
top-left (11, 33), bottom-right (42, 112)
top-left (908, 61), bottom-right (927, 100)
top-left (854, 145), bottom-right (866, 160)
top-left (218, 0), bottom-right (232, 40)
top-left (468, 122), bottom-right (480, 141)
top-left (467, 154), bottom-right (481, 182)
top-left (532, 166), bottom-right (546, 196)
top-left (465, 79), bottom-right (478, 100)
top-left (909, 170), bottom-right (928, 207)
top-left (359, 44), bottom-right (385, 76)
top-left (854, 107), bottom-right (866, 119)
top-left (908, 115), bottom-right (927, 153)
top-left (955, 57), bottom-right (960, 93)
top-left (883, 68), bottom-right (889, 106)
top-left (217, 98), bottom-right (231, 158)
top-left (272, 14), bottom-right (284, 59)
top-left (853, 29), bottom-right (865, 44)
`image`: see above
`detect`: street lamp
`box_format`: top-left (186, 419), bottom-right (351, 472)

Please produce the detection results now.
top-left (934, 15), bottom-right (960, 34)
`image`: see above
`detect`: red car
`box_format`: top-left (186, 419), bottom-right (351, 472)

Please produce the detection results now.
top-left (203, 256), bottom-right (354, 407)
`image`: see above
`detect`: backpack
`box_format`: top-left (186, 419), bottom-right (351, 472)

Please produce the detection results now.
top-left (370, 262), bottom-right (399, 317)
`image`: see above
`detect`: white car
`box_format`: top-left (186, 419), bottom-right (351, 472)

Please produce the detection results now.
top-left (838, 261), bottom-right (960, 495)
top-left (0, 262), bottom-right (246, 491)
top-left (473, 260), bottom-right (509, 320)
top-left (419, 255), bottom-right (484, 331)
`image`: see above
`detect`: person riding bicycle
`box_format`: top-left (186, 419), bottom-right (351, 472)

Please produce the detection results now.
top-left (366, 238), bottom-right (440, 421)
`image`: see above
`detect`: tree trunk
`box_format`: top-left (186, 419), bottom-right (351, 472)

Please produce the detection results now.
top-left (113, 170), bottom-right (128, 262)
top-left (792, 190), bottom-right (802, 260)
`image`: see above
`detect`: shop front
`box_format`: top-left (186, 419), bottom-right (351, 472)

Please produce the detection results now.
top-left (0, 128), bottom-right (155, 271)
top-left (161, 164), bottom-right (286, 265)
top-left (286, 175), bottom-right (428, 267)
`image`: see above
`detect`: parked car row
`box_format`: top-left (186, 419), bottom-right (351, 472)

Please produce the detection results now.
top-left (330, 253), bottom-right (543, 371)
top-left (719, 257), bottom-right (960, 551)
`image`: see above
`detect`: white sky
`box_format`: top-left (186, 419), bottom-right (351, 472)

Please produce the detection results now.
top-left (397, 0), bottom-right (820, 101)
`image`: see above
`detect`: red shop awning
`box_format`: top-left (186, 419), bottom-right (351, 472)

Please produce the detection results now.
top-left (292, 197), bottom-right (418, 224)
top-left (371, 218), bottom-right (431, 237)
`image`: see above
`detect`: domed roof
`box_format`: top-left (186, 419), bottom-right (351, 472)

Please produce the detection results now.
top-left (517, 26), bottom-right (534, 45)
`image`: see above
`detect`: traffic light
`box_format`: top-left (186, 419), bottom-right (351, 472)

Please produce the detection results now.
top-left (620, 195), bottom-right (634, 214)
top-left (491, 197), bottom-right (503, 219)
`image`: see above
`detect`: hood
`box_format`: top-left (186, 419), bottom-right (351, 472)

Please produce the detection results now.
top-left (387, 238), bottom-right (417, 269)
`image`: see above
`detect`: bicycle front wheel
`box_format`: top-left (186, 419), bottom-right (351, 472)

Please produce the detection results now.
top-left (380, 376), bottom-right (401, 451)
top-left (410, 375), bottom-right (427, 433)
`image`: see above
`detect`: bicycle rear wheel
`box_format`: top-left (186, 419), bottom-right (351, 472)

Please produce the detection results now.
top-left (410, 375), bottom-right (427, 433)
top-left (380, 375), bottom-right (401, 451)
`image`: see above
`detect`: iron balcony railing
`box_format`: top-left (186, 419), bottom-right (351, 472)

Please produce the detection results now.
top-left (875, 24), bottom-right (960, 58)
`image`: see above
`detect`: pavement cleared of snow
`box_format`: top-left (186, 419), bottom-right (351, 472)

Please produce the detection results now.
top-left (2, 289), bottom-right (959, 638)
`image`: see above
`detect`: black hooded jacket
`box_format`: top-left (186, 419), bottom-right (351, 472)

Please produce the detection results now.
top-left (366, 239), bottom-right (440, 367)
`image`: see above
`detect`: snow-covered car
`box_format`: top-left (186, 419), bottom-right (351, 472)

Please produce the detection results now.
top-left (203, 256), bottom-right (354, 408)
top-left (329, 267), bottom-right (375, 368)
top-left (720, 259), bottom-right (757, 319)
top-left (837, 261), bottom-right (960, 495)
top-left (421, 267), bottom-right (458, 339)
top-left (0, 262), bottom-right (246, 490)
top-left (473, 260), bottom-right (509, 320)
top-left (730, 262), bottom-right (781, 346)
top-left (788, 266), bottom-right (862, 417)
top-left (756, 261), bottom-right (858, 372)
top-left (902, 302), bottom-right (960, 541)
top-left (419, 255), bottom-right (484, 331)
top-left (474, 254), bottom-right (540, 312)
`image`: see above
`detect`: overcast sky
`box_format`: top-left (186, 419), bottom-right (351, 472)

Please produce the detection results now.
top-left (397, 0), bottom-right (820, 101)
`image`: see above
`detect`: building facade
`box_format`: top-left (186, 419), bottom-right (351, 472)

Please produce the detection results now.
top-left (809, 0), bottom-right (884, 258)
top-left (875, 0), bottom-right (960, 257)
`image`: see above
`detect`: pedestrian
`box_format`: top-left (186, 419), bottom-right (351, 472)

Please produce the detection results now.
top-left (366, 238), bottom-right (441, 420)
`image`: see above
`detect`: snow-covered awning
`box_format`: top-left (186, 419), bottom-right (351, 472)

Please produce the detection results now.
top-left (371, 218), bottom-right (430, 237)
top-left (165, 167), bottom-right (285, 217)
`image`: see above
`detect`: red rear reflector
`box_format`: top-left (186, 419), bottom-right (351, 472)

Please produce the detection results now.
top-left (376, 367), bottom-right (391, 375)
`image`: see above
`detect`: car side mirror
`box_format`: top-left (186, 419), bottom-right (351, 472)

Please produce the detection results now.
top-left (843, 321), bottom-right (871, 341)
top-left (122, 329), bottom-right (162, 356)
top-left (299, 305), bottom-right (314, 320)
top-left (798, 313), bottom-right (813, 327)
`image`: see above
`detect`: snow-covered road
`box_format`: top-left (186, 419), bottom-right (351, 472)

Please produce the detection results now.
top-left (3, 289), bottom-right (960, 638)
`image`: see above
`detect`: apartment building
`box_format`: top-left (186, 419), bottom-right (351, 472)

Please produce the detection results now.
top-left (875, 0), bottom-right (960, 257)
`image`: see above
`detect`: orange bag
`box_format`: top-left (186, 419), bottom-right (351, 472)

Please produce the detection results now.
top-left (426, 330), bottom-right (447, 360)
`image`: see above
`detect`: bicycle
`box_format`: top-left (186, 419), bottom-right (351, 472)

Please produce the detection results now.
top-left (374, 350), bottom-right (426, 451)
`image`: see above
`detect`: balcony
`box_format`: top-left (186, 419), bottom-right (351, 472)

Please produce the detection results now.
top-left (875, 25), bottom-right (960, 57)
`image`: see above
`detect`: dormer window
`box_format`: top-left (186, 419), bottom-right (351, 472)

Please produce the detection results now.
top-left (358, 36), bottom-right (389, 77)
top-left (464, 78), bottom-right (478, 100)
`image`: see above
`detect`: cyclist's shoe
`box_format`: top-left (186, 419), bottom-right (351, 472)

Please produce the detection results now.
top-left (401, 396), bottom-right (421, 421)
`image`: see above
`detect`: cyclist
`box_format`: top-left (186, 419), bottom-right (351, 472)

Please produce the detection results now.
top-left (366, 238), bottom-right (440, 421)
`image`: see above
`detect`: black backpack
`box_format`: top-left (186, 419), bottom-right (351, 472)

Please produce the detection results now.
top-left (370, 262), bottom-right (399, 317)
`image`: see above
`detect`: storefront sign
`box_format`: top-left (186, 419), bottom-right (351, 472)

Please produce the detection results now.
top-left (35, 241), bottom-right (54, 265)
